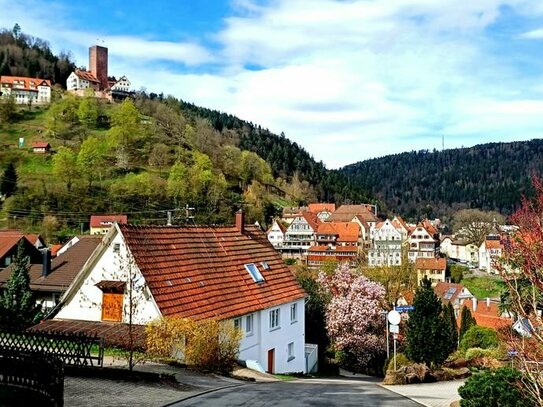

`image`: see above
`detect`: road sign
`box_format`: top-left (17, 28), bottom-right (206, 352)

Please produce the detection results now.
top-left (396, 306), bottom-right (415, 313)
top-left (389, 324), bottom-right (399, 334)
top-left (387, 310), bottom-right (401, 325)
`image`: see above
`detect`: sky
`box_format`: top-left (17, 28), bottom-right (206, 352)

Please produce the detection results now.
top-left (2, 0), bottom-right (543, 169)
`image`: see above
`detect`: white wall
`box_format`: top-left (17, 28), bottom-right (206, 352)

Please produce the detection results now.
top-left (55, 231), bottom-right (161, 324)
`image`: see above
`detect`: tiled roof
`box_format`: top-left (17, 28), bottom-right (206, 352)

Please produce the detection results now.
top-left (328, 204), bottom-right (378, 223)
top-left (485, 239), bottom-right (503, 250)
top-left (0, 75), bottom-right (51, 91)
top-left (308, 203), bottom-right (336, 213)
top-left (461, 301), bottom-right (512, 330)
top-left (74, 69), bottom-right (100, 83)
top-left (434, 282), bottom-right (473, 303)
top-left (32, 141), bottom-right (50, 148)
top-left (90, 215), bottom-right (127, 228)
top-left (301, 211), bottom-right (321, 230)
top-left (267, 219), bottom-right (286, 234)
top-left (0, 236), bottom-right (101, 292)
top-left (119, 224), bottom-right (306, 320)
top-left (0, 235), bottom-right (25, 259)
top-left (308, 245), bottom-right (357, 253)
top-left (415, 257), bottom-right (446, 270)
top-left (317, 222), bottom-right (359, 242)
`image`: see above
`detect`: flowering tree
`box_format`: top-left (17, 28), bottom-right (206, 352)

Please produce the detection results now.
top-left (318, 264), bottom-right (386, 372)
top-left (497, 177), bottom-right (543, 404)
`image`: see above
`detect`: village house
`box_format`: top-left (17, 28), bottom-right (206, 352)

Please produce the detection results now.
top-left (367, 218), bottom-right (408, 266)
top-left (89, 214), bottom-right (127, 235)
top-left (415, 257), bottom-right (447, 286)
top-left (266, 218), bottom-right (287, 249)
top-left (0, 236), bottom-right (101, 314)
top-left (460, 298), bottom-right (513, 330)
top-left (281, 211), bottom-right (320, 258)
top-left (0, 75), bottom-right (51, 104)
top-left (307, 203), bottom-right (336, 222)
top-left (434, 282), bottom-right (474, 310)
top-left (52, 212), bottom-right (308, 374)
top-left (307, 246), bottom-right (358, 269)
top-left (407, 220), bottom-right (439, 262)
top-left (478, 237), bottom-right (504, 274)
top-left (31, 141), bottom-right (51, 154)
top-left (440, 236), bottom-right (479, 265)
top-left (0, 231), bottom-right (43, 269)
top-left (326, 204), bottom-right (378, 247)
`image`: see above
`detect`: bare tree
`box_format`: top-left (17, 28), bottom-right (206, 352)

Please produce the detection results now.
top-left (452, 209), bottom-right (505, 247)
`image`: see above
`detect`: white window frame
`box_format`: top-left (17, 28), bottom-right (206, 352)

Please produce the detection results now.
top-left (287, 342), bottom-right (295, 361)
top-left (290, 303), bottom-right (297, 324)
top-left (246, 314), bottom-right (253, 336)
top-left (269, 308), bottom-right (280, 331)
top-left (233, 317), bottom-right (242, 331)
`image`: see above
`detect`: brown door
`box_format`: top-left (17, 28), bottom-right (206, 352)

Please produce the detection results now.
top-left (267, 348), bottom-right (275, 374)
top-left (102, 293), bottom-right (123, 321)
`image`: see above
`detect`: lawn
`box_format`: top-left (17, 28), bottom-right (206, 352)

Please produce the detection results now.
top-left (461, 276), bottom-right (505, 299)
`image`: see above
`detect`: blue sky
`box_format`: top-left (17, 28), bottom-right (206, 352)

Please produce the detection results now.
top-left (2, 0), bottom-right (543, 168)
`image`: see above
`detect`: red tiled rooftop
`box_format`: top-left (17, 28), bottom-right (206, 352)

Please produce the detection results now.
top-left (32, 141), bottom-right (50, 148)
top-left (415, 257), bottom-right (446, 270)
top-left (328, 204), bottom-right (378, 223)
top-left (74, 69), bottom-right (99, 83)
top-left (119, 224), bottom-right (306, 320)
top-left (90, 215), bottom-right (127, 228)
top-left (308, 203), bottom-right (336, 213)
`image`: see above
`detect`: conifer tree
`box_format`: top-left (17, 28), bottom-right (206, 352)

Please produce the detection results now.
top-left (444, 302), bottom-right (458, 353)
top-left (0, 241), bottom-right (42, 331)
top-left (459, 305), bottom-right (477, 341)
top-left (0, 162), bottom-right (17, 198)
top-left (405, 277), bottom-right (450, 366)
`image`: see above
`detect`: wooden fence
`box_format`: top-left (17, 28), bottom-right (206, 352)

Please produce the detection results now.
top-left (0, 329), bottom-right (104, 367)
top-left (0, 348), bottom-right (64, 407)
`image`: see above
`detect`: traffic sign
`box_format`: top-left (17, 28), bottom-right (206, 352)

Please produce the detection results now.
top-left (396, 306), bottom-right (415, 313)
top-left (387, 310), bottom-right (401, 325)
top-left (389, 324), bottom-right (399, 334)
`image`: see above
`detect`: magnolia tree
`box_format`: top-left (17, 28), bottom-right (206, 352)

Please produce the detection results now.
top-left (318, 263), bottom-right (386, 372)
top-left (497, 178), bottom-right (543, 404)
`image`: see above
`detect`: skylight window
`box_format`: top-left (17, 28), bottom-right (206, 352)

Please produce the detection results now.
top-left (245, 263), bottom-right (265, 283)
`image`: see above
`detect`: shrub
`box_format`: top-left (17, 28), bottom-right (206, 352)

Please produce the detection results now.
top-left (383, 352), bottom-right (411, 375)
top-left (459, 326), bottom-right (498, 351)
top-left (458, 368), bottom-right (534, 407)
top-left (464, 348), bottom-right (493, 361)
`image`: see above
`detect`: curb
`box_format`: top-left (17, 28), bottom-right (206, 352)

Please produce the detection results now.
top-left (378, 384), bottom-right (429, 407)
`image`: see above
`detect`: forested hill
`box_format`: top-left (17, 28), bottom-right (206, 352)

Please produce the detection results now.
top-left (177, 99), bottom-right (373, 204)
top-left (0, 25), bottom-right (75, 85)
top-left (340, 140), bottom-right (543, 219)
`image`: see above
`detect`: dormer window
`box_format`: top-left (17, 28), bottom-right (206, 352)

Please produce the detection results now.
top-left (245, 263), bottom-right (265, 283)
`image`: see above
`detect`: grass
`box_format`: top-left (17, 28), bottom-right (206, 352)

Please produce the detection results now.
top-left (461, 276), bottom-right (505, 299)
top-left (273, 373), bottom-right (298, 381)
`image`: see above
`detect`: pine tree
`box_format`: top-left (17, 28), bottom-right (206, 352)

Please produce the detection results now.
top-left (0, 241), bottom-right (42, 331)
top-left (405, 277), bottom-right (451, 367)
top-left (444, 302), bottom-right (458, 353)
top-left (459, 306), bottom-right (477, 341)
top-left (0, 162), bottom-right (17, 198)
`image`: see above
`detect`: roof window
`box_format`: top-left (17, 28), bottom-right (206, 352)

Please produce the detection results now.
top-left (245, 263), bottom-right (265, 283)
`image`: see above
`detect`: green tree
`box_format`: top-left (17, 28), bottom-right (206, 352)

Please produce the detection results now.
top-left (167, 161), bottom-right (189, 203)
top-left (459, 305), bottom-right (477, 341)
top-left (45, 95), bottom-right (80, 140)
top-left (443, 302), bottom-right (458, 353)
top-left (52, 146), bottom-right (79, 190)
top-left (77, 96), bottom-right (100, 129)
top-left (0, 241), bottom-right (42, 331)
top-left (459, 325), bottom-right (498, 351)
top-left (0, 95), bottom-right (16, 124)
top-left (0, 162), bottom-right (17, 198)
top-left (405, 278), bottom-right (451, 366)
top-left (77, 136), bottom-right (106, 188)
top-left (107, 99), bottom-right (142, 169)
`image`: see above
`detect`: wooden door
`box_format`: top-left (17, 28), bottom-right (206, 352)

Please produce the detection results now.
top-left (102, 293), bottom-right (123, 322)
top-left (267, 348), bottom-right (275, 374)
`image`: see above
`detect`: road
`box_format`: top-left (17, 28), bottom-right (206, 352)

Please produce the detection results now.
top-left (169, 376), bottom-right (421, 407)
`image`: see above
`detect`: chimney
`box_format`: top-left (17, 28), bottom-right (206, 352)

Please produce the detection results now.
top-left (236, 209), bottom-right (245, 234)
top-left (89, 45), bottom-right (108, 90)
top-left (42, 249), bottom-right (51, 277)
top-left (486, 297), bottom-right (490, 308)
top-left (471, 297), bottom-right (477, 312)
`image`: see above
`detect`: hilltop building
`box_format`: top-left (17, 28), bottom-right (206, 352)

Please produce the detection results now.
top-left (0, 76), bottom-right (51, 104)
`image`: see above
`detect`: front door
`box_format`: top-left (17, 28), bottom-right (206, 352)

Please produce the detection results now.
top-left (267, 348), bottom-right (275, 374)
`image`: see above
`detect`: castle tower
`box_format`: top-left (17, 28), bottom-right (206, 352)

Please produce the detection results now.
top-left (89, 45), bottom-right (108, 90)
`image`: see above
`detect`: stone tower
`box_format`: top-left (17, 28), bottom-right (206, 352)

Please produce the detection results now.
top-left (89, 45), bottom-right (108, 90)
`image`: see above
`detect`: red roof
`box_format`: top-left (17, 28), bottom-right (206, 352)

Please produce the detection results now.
top-left (32, 141), bottom-right (50, 149)
top-left (328, 204), bottom-right (378, 223)
top-left (485, 240), bottom-right (503, 250)
top-left (461, 300), bottom-right (512, 330)
top-left (301, 211), bottom-right (321, 230)
top-left (74, 69), bottom-right (100, 83)
top-left (434, 282), bottom-right (472, 304)
top-left (119, 224), bottom-right (306, 320)
top-left (317, 222), bottom-right (360, 242)
top-left (415, 257), bottom-right (446, 271)
top-left (0, 75), bottom-right (51, 91)
top-left (308, 203), bottom-right (336, 213)
top-left (90, 215), bottom-right (127, 228)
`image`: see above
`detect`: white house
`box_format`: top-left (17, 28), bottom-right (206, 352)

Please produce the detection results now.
top-left (407, 221), bottom-right (439, 263)
top-left (55, 212), bottom-right (308, 374)
top-left (368, 218), bottom-right (407, 266)
top-left (66, 69), bottom-right (100, 92)
top-left (281, 212), bottom-right (320, 258)
top-left (440, 237), bottom-right (479, 264)
top-left (267, 218), bottom-right (287, 249)
top-left (0, 75), bottom-right (51, 104)
top-left (479, 238), bottom-right (503, 274)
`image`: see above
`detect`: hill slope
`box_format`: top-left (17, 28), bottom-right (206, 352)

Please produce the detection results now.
top-left (340, 140), bottom-right (543, 219)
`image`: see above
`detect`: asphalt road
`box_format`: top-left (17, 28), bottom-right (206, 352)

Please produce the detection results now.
top-left (170, 377), bottom-right (421, 407)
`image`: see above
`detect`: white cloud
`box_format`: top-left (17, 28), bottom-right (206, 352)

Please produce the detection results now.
top-left (3, 0), bottom-right (543, 168)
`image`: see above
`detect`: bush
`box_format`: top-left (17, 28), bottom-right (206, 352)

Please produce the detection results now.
top-left (450, 264), bottom-right (468, 283)
top-left (458, 368), bottom-right (534, 407)
top-left (383, 352), bottom-right (410, 376)
top-left (464, 348), bottom-right (493, 361)
top-left (459, 326), bottom-right (498, 351)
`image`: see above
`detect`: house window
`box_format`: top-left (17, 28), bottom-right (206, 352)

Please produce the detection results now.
top-left (269, 308), bottom-right (280, 330)
top-left (101, 293), bottom-right (123, 322)
top-left (246, 314), bottom-right (253, 335)
top-left (245, 263), bottom-right (265, 283)
top-left (233, 318), bottom-right (241, 330)
top-left (287, 342), bottom-right (295, 361)
top-left (290, 303), bottom-right (297, 323)
top-left (113, 243), bottom-right (120, 254)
